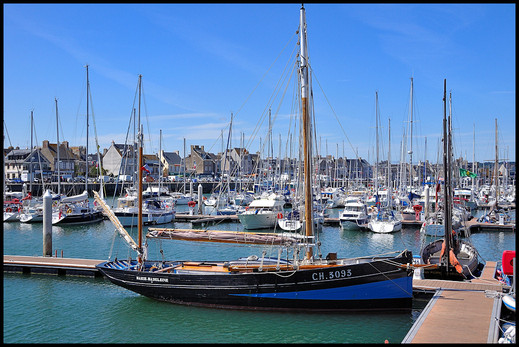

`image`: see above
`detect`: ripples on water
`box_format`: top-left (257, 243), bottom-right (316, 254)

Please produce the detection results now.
top-left (3, 203), bottom-right (515, 343)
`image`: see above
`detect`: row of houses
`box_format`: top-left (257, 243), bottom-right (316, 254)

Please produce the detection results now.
top-left (3, 139), bottom-right (515, 185)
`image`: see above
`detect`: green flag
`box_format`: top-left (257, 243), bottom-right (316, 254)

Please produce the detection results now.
top-left (459, 168), bottom-right (477, 178)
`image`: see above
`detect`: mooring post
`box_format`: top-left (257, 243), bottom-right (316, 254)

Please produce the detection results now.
top-left (198, 184), bottom-right (203, 215)
top-left (42, 189), bottom-right (53, 257)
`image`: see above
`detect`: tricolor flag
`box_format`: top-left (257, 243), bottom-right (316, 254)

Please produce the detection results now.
top-left (141, 164), bottom-right (151, 174)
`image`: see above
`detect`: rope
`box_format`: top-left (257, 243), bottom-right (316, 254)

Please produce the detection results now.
top-left (367, 260), bottom-right (414, 297)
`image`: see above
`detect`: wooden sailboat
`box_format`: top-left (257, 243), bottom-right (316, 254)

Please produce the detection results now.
top-left (95, 5), bottom-right (413, 311)
top-left (420, 80), bottom-right (482, 280)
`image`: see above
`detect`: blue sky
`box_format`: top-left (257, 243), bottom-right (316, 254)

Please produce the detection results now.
top-left (3, 3), bottom-right (515, 164)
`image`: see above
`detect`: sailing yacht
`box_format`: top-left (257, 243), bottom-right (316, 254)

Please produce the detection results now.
top-left (366, 94), bottom-right (402, 234)
top-left (95, 5), bottom-right (413, 311)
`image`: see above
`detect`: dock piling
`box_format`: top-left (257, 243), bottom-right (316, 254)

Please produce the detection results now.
top-left (43, 190), bottom-right (53, 257)
top-left (198, 184), bottom-right (203, 215)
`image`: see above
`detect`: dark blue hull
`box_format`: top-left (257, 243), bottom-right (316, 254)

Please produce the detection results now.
top-left (96, 250), bottom-right (414, 311)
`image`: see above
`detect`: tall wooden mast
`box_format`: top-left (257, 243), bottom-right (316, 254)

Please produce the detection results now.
top-left (300, 5), bottom-right (313, 260)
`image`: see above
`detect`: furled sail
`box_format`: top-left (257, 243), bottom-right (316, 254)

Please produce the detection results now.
top-left (147, 228), bottom-right (312, 246)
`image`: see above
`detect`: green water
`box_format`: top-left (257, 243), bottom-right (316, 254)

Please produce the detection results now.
top-left (3, 204), bottom-right (515, 343)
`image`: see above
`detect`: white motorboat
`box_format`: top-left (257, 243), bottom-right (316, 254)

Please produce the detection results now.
top-left (238, 194), bottom-right (285, 230)
top-left (339, 199), bottom-right (369, 229)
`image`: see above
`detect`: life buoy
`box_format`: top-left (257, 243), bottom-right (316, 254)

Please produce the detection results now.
top-left (412, 205), bottom-right (423, 212)
top-left (5, 207), bottom-right (12, 213)
top-left (245, 206), bottom-right (249, 211)
top-left (203, 196), bottom-right (207, 200)
top-left (188, 201), bottom-right (196, 207)
top-left (277, 212), bottom-right (283, 219)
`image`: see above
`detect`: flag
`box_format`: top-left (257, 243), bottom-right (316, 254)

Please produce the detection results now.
top-left (141, 164), bottom-right (151, 174)
top-left (459, 168), bottom-right (477, 178)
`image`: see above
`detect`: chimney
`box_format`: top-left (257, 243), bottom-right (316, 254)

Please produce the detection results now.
top-left (43, 140), bottom-right (49, 148)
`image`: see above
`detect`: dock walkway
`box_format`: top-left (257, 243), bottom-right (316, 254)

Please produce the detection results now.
top-left (403, 261), bottom-right (509, 343)
top-left (3, 255), bottom-right (104, 277)
top-left (464, 217), bottom-right (515, 233)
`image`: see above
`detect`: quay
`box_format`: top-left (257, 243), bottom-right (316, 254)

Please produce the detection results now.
top-left (403, 261), bottom-right (510, 343)
top-left (3, 255), bottom-right (104, 278)
top-left (464, 217), bottom-right (515, 233)
top-left (174, 213), bottom-right (343, 226)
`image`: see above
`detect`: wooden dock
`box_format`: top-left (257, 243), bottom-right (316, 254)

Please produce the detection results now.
top-left (464, 217), bottom-right (515, 233)
top-left (174, 213), bottom-right (342, 226)
top-left (3, 255), bottom-right (105, 277)
top-left (403, 261), bottom-right (509, 343)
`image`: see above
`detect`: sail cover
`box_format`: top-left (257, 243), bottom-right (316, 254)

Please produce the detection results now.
top-left (147, 228), bottom-right (311, 246)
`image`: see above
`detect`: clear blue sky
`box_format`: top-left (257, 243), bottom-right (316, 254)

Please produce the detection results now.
top-left (3, 3), bottom-right (515, 164)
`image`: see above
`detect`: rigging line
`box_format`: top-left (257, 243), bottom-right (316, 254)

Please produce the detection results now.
top-left (243, 35), bottom-right (300, 152)
top-left (246, 49), bottom-right (299, 181)
top-left (310, 67), bottom-right (360, 160)
top-left (367, 261), bottom-right (414, 296)
top-left (235, 30), bottom-right (298, 121)
top-left (88, 82), bottom-right (107, 197)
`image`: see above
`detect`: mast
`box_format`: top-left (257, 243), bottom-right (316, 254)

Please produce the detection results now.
top-left (137, 75), bottom-right (143, 262)
top-left (375, 91), bottom-right (379, 209)
top-left (183, 138), bottom-right (186, 194)
top-left (159, 129), bottom-right (162, 191)
top-left (55, 98), bottom-right (61, 195)
top-left (30, 110), bottom-right (33, 193)
top-left (408, 77), bottom-right (414, 190)
top-left (495, 118), bottom-right (499, 200)
top-left (442, 79), bottom-right (451, 274)
top-left (85, 64), bottom-right (90, 193)
top-left (472, 123), bottom-right (476, 192)
top-left (387, 118), bottom-right (391, 208)
top-left (300, 5), bottom-right (313, 260)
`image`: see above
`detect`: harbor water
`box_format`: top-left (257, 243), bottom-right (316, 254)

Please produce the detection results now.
top-left (3, 201), bottom-right (515, 343)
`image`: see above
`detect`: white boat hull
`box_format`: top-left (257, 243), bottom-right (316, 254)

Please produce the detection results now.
top-left (277, 218), bottom-right (302, 232)
top-left (368, 220), bottom-right (402, 233)
top-left (238, 212), bottom-right (277, 229)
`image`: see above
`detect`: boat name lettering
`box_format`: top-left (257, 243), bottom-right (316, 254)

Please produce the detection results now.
top-left (136, 276), bottom-right (168, 283)
top-left (311, 268), bottom-right (351, 281)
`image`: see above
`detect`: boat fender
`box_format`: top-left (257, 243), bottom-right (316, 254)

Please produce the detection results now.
top-left (277, 213), bottom-right (283, 219)
top-left (449, 249), bottom-right (463, 274)
top-left (502, 250), bottom-right (515, 275)
top-left (67, 208), bottom-right (72, 214)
